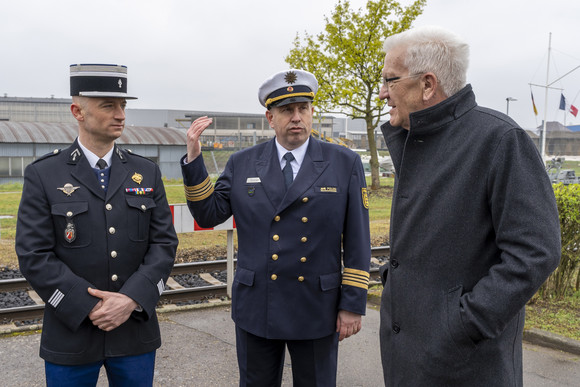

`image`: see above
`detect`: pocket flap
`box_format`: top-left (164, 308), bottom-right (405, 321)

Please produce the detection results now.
top-left (235, 267), bottom-right (255, 286)
top-left (51, 202), bottom-right (89, 217)
top-left (320, 272), bottom-right (341, 291)
top-left (125, 197), bottom-right (157, 212)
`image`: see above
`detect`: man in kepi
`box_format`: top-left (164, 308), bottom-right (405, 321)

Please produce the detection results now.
top-left (181, 69), bottom-right (371, 386)
top-left (378, 26), bottom-right (561, 385)
top-left (16, 64), bottom-right (178, 386)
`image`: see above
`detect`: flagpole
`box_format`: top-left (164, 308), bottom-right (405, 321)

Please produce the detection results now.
top-left (540, 32), bottom-right (551, 161)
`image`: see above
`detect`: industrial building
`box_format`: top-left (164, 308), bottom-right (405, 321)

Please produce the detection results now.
top-left (0, 96), bottom-right (387, 183)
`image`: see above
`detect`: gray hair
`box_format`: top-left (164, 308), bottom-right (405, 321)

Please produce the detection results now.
top-left (383, 26), bottom-right (469, 97)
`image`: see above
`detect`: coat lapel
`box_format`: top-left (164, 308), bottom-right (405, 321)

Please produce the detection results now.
top-left (66, 142), bottom-right (106, 200)
top-left (277, 138), bottom-right (329, 212)
top-left (106, 146), bottom-right (129, 199)
top-left (255, 139), bottom-right (286, 207)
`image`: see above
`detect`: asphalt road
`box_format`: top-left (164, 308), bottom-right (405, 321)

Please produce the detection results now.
top-left (1, 303), bottom-right (579, 386)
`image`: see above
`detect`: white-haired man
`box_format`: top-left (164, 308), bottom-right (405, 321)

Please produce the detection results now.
top-left (378, 26), bottom-right (561, 386)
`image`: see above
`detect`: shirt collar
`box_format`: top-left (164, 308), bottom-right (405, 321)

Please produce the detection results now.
top-left (77, 138), bottom-right (114, 169)
top-left (275, 137), bottom-right (309, 168)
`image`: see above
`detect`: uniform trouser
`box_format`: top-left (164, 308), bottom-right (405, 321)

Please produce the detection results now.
top-left (236, 326), bottom-right (338, 387)
top-left (44, 351), bottom-right (156, 387)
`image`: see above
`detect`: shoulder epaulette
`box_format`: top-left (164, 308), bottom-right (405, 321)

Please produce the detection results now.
top-left (31, 149), bottom-right (61, 164)
top-left (120, 147), bottom-right (156, 163)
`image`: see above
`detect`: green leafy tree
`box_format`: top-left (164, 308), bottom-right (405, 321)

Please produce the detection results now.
top-left (286, 0), bottom-right (426, 189)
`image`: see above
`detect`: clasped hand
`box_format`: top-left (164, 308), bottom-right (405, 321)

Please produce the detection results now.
top-left (87, 287), bottom-right (138, 332)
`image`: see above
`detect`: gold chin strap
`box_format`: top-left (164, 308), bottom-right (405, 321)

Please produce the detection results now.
top-left (265, 92), bottom-right (315, 108)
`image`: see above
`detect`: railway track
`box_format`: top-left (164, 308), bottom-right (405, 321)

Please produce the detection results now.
top-left (0, 246), bottom-right (389, 323)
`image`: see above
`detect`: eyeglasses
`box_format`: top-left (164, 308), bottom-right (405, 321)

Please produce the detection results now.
top-left (382, 73), bottom-right (423, 90)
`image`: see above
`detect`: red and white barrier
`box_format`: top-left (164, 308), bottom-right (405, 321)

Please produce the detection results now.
top-left (170, 204), bottom-right (235, 233)
top-left (169, 204), bottom-right (236, 297)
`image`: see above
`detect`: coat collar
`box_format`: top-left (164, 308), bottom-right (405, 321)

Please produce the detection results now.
top-left (67, 140), bottom-right (129, 200)
top-left (381, 84), bottom-right (477, 140)
top-left (255, 137), bottom-right (329, 211)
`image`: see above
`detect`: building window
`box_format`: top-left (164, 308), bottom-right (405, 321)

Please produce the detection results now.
top-left (0, 157), bottom-right (35, 177)
top-left (0, 158), bottom-right (9, 176)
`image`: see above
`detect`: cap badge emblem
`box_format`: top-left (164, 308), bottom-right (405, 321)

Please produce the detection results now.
top-left (287, 86), bottom-right (294, 92)
top-left (284, 71), bottom-right (297, 84)
top-left (58, 183), bottom-right (81, 196)
top-left (118, 79), bottom-right (123, 88)
top-left (132, 172), bottom-right (143, 184)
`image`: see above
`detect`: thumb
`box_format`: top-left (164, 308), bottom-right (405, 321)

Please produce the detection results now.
top-left (88, 287), bottom-right (104, 298)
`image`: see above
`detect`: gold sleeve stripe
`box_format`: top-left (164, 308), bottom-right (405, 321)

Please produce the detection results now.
top-left (343, 273), bottom-right (370, 283)
top-left (184, 177), bottom-right (214, 202)
top-left (343, 268), bottom-right (370, 278)
top-left (342, 267), bottom-right (370, 290)
top-left (342, 279), bottom-right (369, 290)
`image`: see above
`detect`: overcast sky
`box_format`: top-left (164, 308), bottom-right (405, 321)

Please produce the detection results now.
top-left (2, 0), bottom-right (579, 130)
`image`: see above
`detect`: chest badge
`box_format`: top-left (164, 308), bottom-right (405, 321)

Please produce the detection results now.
top-left (58, 183), bottom-right (80, 196)
top-left (65, 222), bottom-right (76, 243)
top-left (132, 172), bottom-right (143, 184)
top-left (247, 186), bottom-right (255, 196)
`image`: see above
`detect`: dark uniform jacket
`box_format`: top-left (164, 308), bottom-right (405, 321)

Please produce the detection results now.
top-left (16, 140), bottom-right (178, 365)
top-left (181, 137), bottom-right (371, 340)
top-left (379, 85), bottom-right (561, 386)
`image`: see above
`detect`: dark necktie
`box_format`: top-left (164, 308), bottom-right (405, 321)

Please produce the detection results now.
top-left (96, 159), bottom-right (108, 169)
top-left (283, 152), bottom-right (295, 189)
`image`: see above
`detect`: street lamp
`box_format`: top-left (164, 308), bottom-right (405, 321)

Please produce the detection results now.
top-left (506, 97), bottom-right (517, 116)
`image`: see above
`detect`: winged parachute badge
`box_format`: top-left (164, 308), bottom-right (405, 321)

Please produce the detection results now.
top-left (58, 183), bottom-right (81, 196)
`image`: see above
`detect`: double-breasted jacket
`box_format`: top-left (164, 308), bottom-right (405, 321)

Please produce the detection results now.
top-left (182, 137), bottom-right (371, 340)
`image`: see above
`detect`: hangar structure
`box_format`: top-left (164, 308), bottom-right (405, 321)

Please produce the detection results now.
top-left (0, 121), bottom-right (187, 184)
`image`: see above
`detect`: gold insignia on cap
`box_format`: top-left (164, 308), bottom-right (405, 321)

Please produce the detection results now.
top-left (58, 183), bottom-right (81, 196)
top-left (362, 187), bottom-right (369, 209)
top-left (132, 172), bottom-right (143, 184)
top-left (284, 71), bottom-right (297, 84)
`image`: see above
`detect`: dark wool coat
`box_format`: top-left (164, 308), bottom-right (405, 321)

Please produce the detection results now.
top-left (16, 141), bottom-right (178, 365)
top-left (379, 85), bottom-right (561, 386)
top-left (181, 137), bottom-right (371, 340)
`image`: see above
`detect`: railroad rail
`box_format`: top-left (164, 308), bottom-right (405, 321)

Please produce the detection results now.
top-left (0, 246), bottom-right (389, 323)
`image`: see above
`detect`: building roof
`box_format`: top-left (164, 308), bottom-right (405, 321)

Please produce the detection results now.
top-left (0, 122), bottom-right (186, 145)
top-left (1, 96), bottom-right (71, 104)
top-left (536, 121), bottom-right (571, 132)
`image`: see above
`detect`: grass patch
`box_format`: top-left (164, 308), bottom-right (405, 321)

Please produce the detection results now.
top-left (0, 177), bottom-right (394, 267)
top-left (525, 295), bottom-right (580, 340)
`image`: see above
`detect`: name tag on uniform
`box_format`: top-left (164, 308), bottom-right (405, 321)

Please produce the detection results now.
top-left (246, 177), bottom-right (261, 184)
top-left (318, 187), bottom-right (338, 193)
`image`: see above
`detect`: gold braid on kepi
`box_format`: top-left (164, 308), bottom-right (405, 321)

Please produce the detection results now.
top-left (342, 268), bottom-right (370, 290)
top-left (184, 176), bottom-right (214, 202)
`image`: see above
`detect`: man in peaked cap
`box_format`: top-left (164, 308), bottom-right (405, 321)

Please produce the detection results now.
top-left (16, 64), bottom-right (178, 386)
top-left (181, 69), bottom-right (371, 386)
